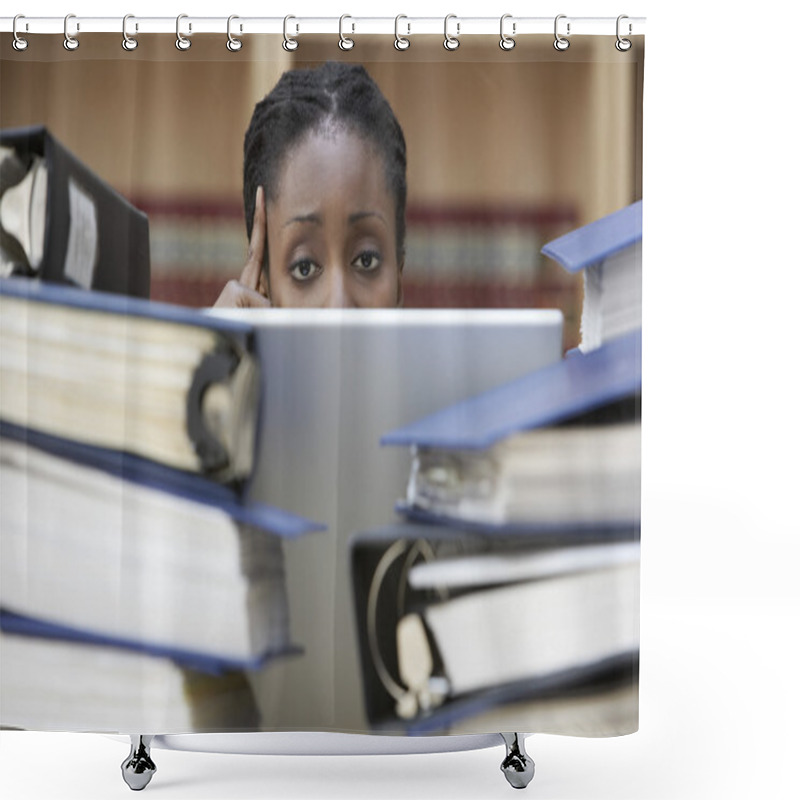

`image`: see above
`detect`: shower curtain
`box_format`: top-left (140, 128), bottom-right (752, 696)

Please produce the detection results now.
top-left (0, 17), bottom-right (644, 749)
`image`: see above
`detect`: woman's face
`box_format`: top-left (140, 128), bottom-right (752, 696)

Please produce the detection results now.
top-left (265, 129), bottom-right (403, 308)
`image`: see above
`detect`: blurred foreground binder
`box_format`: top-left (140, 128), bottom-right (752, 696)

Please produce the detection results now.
top-left (542, 200), bottom-right (642, 353)
top-left (0, 278), bottom-right (327, 733)
top-left (351, 331), bottom-right (642, 735)
top-left (0, 125), bottom-right (150, 297)
top-left (350, 524), bottom-right (639, 736)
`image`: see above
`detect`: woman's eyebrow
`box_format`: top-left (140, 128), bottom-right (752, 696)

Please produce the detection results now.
top-left (349, 211), bottom-right (387, 226)
top-left (283, 210), bottom-right (387, 227)
top-left (284, 212), bottom-right (322, 228)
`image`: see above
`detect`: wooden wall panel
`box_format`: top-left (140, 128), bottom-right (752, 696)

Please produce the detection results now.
top-left (289, 35), bottom-right (644, 224)
top-left (1, 34), bottom-right (290, 200)
top-left (2, 33), bottom-right (642, 222)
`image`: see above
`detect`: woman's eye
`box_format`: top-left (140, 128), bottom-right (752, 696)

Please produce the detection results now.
top-left (289, 259), bottom-right (320, 281)
top-left (353, 251), bottom-right (381, 272)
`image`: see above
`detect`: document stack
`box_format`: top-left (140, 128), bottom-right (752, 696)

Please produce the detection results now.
top-left (0, 277), bottom-right (323, 733)
top-left (350, 203), bottom-right (643, 736)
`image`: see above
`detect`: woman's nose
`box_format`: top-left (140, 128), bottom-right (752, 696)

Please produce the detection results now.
top-left (325, 265), bottom-right (356, 308)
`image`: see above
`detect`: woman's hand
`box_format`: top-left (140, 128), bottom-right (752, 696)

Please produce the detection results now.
top-left (214, 186), bottom-right (271, 308)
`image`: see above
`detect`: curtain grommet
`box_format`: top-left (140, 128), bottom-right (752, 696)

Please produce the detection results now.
top-left (12, 15), bottom-right (29, 51)
top-left (554, 14), bottom-right (570, 51)
top-left (227, 15), bottom-right (243, 52)
top-left (176, 14), bottom-right (191, 51)
top-left (444, 14), bottom-right (460, 51)
top-left (499, 14), bottom-right (516, 51)
top-left (283, 15), bottom-right (298, 51)
top-left (122, 14), bottom-right (138, 51)
top-left (63, 13), bottom-right (79, 51)
top-left (615, 15), bottom-right (632, 51)
top-left (394, 15), bottom-right (410, 51)
top-left (339, 14), bottom-right (355, 50)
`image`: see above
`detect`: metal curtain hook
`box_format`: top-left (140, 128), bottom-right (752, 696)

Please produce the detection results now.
top-left (554, 14), bottom-right (570, 51)
top-left (283, 15), bottom-right (298, 51)
top-left (444, 14), bottom-right (460, 51)
top-left (122, 14), bottom-right (138, 51)
top-left (394, 14), bottom-right (410, 51)
top-left (63, 13), bottom-right (79, 51)
top-left (499, 14), bottom-right (515, 51)
top-left (227, 15), bottom-right (242, 51)
top-left (12, 15), bottom-right (29, 51)
top-left (339, 14), bottom-right (354, 50)
top-left (176, 14), bottom-right (191, 50)
top-left (616, 14), bottom-right (632, 51)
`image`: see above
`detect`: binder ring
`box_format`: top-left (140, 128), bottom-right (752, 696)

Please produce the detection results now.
top-left (227, 15), bottom-right (243, 52)
top-left (554, 14), bottom-right (570, 51)
top-left (499, 14), bottom-right (515, 51)
top-left (615, 14), bottom-right (632, 51)
top-left (283, 15), bottom-right (298, 51)
top-left (122, 14), bottom-right (138, 51)
top-left (394, 15), bottom-right (410, 51)
top-left (63, 13), bottom-right (79, 51)
top-left (339, 14), bottom-right (355, 50)
top-left (367, 540), bottom-right (412, 702)
top-left (366, 539), bottom-right (445, 706)
top-left (12, 15), bottom-right (28, 51)
top-left (176, 14), bottom-right (191, 51)
top-left (443, 14), bottom-right (460, 51)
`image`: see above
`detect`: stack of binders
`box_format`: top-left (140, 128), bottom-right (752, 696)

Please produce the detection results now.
top-left (0, 277), bottom-right (324, 733)
top-left (350, 202), bottom-right (643, 736)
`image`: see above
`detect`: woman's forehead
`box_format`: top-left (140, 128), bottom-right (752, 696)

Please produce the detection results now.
top-left (270, 129), bottom-right (394, 214)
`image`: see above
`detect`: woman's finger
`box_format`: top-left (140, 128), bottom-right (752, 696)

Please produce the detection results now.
top-left (240, 185), bottom-right (266, 291)
top-left (213, 280), bottom-right (272, 308)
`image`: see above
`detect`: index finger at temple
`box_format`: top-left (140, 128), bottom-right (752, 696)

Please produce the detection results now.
top-left (240, 186), bottom-right (266, 291)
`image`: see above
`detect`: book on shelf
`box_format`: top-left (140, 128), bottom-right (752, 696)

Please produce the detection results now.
top-left (0, 276), bottom-right (262, 489)
top-left (350, 523), bottom-right (639, 735)
top-left (0, 612), bottom-right (264, 733)
top-left (0, 125), bottom-right (150, 298)
top-left (542, 200), bottom-right (642, 353)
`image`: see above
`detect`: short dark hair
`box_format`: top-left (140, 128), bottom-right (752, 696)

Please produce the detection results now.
top-left (243, 62), bottom-right (407, 270)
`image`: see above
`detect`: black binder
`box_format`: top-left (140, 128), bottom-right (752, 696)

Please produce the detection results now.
top-left (0, 125), bottom-right (150, 298)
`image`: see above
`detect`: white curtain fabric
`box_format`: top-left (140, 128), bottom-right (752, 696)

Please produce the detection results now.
top-left (0, 29), bottom-right (644, 739)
